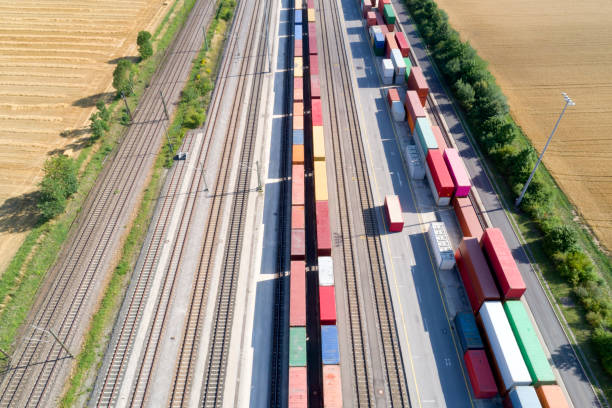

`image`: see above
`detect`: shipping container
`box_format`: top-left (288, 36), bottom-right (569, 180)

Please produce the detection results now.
top-left (479, 301), bottom-right (532, 392)
top-left (295, 39), bottom-right (303, 53)
top-left (294, 77), bottom-right (303, 101)
top-left (391, 49), bottom-right (406, 85)
top-left (295, 24), bottom-right (303, 41)
top-left (294, 102), bottom-right (304, 116)
top-left (316, 200), bottom-right (332, 255)
top-left (388, 88), bottom-right (404, 122)
top-left (458, 238), bottom-right (499, 312)
top-left (455, 312), bottom-right (484, 351)
top-left (382, 4), bottom-right (396, 24)
top-left (427, 222), bottom-right (455, 268)
top-left (404, 144), bottom-right (425, 179)
top-left (310, 74), bottom-right (321, 98)
top-left (464, 349), bottom-right (497, 398)
top-left (309, 33), bottom-right (318, 55)
top-left (314, 161), bottom-right (328, 201)
top-left (456, 249), bottom-right (479, 314)
top-left (307, 0), bottom-right (314, 8)
top-left (370, 27), bottom-right (385, 56)
top-left (291, 229), bottom-right (305, 260)
top-left (536, 385), bottom-right (569, 408)
top-left (313, 126), bottom-right (325, 160)
top-left (294, 57), bottom-right (303, 77)
top-left (366, 10), bottom-right (376, 26)
top-left (320, 286), bottom-right (337, 324)
top-left (378, 0), bottom-right (390, 14)
top-left (308, 8), bottom-right (315, 22)
top-left (403, 57), bottom-right (413, 82)
top-left (362, 0), bottom-right (372, 17)
top-left (288, 367), bottom-right (308, 408)
top-left (293, 114), bottom-right (303, 131)
top-left (384, 195), bottom-right (403, 232)
top-left (431, 125), bottom-right (447, 149)
top-left (504, 301), bottom-right (556, 385)
top-left (292, 206), bottom-right (305, 230)
top-left (506, 386), bottom-right (542, 408)
top-left (414, 117), bottom-right (438, 160)
top-left (443, 148), bottom-right (472, 198)
top-left (295, 0), bottom-right (302, 8)
top-left (308, 22), bottom-right (316, 38)
top-left (292, 144), bottom-right (304, 164)
top-left (408, 66), bottom-right (429, 106)
top-left (289, 326), bottom-right (307, 366)
top-left (321, 325), bottom-right (340, 364)
top-left (395, 31), bottom-right (410, 57)
top-left (312, 98), bottom-right (323, 126)
top-left (293, 129), bottom-right (304, 145)
top-left (452, 197), bottom-right (483, 240)
top-left (426, 149), bottom-right (455, 206)
top-left (322, 365), bottom-right (343, 408)
top-left (292, 165), bottom-right (304, 206)
top-left (387, 88), bottom-right (400, 105)
top-left (381, 59), bottom-right (394, 85)
top-left (481, 228), bottom-right (526, 299)
top-left (318, 256), bottom-right (334, 286)
top-left (385, 32), bottom-right (398, 58)
top-left (405, 90), bottom-right (426, 134)
top-left (295, 9), bottom-right (303, 24)
top-left (310, 54), bottom-right (319, 75)
top-left (290, 261), bottom-right (306, 326)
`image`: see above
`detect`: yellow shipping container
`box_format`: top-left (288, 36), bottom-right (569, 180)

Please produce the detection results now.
top-left (313, 126), bottom-right (325, 161)
top-left (314, 160), bottom-right (328, 201)
top-left (308, 8), bottom-right (315, 22)
top-left (294, 57), bottom-right (303, 77)
top-left (295, 0), bottom-right (302, 9)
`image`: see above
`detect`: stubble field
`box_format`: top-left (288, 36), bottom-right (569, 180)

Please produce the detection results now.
top-left (432, 0), bottom-right (612, 251)
top-left (0, 0), bottom-right (171, 274)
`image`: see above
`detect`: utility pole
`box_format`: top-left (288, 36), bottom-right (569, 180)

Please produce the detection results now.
top-left (159, 90), bottom-right (170, 121)
top-left (31, 326), bottom-right (73, 359)
top-left (202, 26), bottom-right (208, 51)
top-left (121, 92), bottom-right (132, 123)
top-left (199, 161), bottom-right (209, 192)
top-left (256, 161), bottom-right (263, 192)
top-left (515, 92), bottom-right (575, 208)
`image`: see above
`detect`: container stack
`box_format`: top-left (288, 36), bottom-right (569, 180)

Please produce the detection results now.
top-left (427, 222), bottom-right (455, 269)
top-left (404, 144), bottom-right (425, 180)
top-left (390, 49), bottom-right (406, 84)
top-left (387, 88), bottom-right (404, 122)
top-left (425, 149), bottom-right (454, 206)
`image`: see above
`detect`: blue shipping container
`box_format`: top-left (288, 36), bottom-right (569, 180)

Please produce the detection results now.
top-left (295, 24), bottom-right (302, 40)
top-left (293, 129), bottom-right (304, 145)
top-left (321, 325), bottom-right (340, 365)
top-left (295, 10), bottom-right (302, 24)
top-left (454, 312), bottom-right (483, 351)
top-left (508, 386), bottom-right (542, 408)
top-left (374, 32), bottom-right (385, 49)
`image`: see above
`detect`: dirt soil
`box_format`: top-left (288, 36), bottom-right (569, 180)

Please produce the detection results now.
top-left (0, 0), bottom-right (172, 275)
top-left (432, 0), bottom-right (612, 251)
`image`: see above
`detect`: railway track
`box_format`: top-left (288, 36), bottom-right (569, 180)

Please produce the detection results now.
top-left (317, 0), bottom-right (410, 405)
top-left (0, 1), bottom-right (215, 406)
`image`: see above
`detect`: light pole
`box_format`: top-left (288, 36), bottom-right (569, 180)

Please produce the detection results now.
top-left (515, 92), bottom-right (575, 208)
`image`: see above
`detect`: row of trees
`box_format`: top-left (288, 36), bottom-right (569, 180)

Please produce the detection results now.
top-left (405, 0), bottom-right (612, 375)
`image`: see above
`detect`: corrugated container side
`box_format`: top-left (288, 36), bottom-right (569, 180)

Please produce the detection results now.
top-left (366, 11), bottom-right (377, 27)
top-left (452, 197), bottom-right (483, 240)
top-left (381, 59), bottom-right (394, 85)
top-left (387, 88), bottom-right (400, 105)
top-left (507, 386), bottom-right (542, 408)
top-left (322, 365), bottom-right (343, 408)
top-left (316, 200), bottom-right (332, 255)
top-left (383, 3), bottom-right (396, 24)
top-left (321, 325), bottom-right (340, 364)
top-left (455, 312), bottom-right (484, 351)
top-left (403, 57), bottom-right (413, 82)
top-left (405, 144), bottom-right (425, 179)
top-left (427, 222), bottom-right (455, 269)
top-left (535, 385), bottom-right (569, 408)
top-left (456, 249), bottom-right (480, 314)
top-left (443, 148), bottom-right (471, 197)
top-left (408, 66), bottom-right (429, 105)
top-left (395, 31), bottom-right (410, 57)
top-left (459, 238), bottom-right (499, 305)
top-left (426, 149), bottom-right (455, 198)
top-left (291, 229), bottom-right (305, 260)
top-left (289, 327), bottom-right (307, 366)
top-left (415, 117), bottom-right (438, 158)
top-left (313, 126), bottom-right (325, 161)
top-left (503, 301), bottom-right (556, 385)
top-left (464, 349), bottom-right (497, 398)
top-left (384, 195), bottom-right (403, 232)
top-left (292, 206), bottom-right (305, 229)
top-left (312, 98), bottom-right (323, 126)
top-left (292, 145), bottom-right (304, 165)
top-left (319, 286), bottom-right (337, 325)
top-left (481, 228), bottom-right (526, 299)
top-left (288, 367), bottom-right (308, 408)
top-left (318, 256), bottom-right (334, 286)
top-left (479, 301), bottom-right (532, 392)
top-left (290, 261), bottom-right (306, 326)
top-left (385, 32), bottom-right (398, 58)
top-left (314, 161), bottom-right (328, 201)
top-left (292, 165), bottom-right (304, 206)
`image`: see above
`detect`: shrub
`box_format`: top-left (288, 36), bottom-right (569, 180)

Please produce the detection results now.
top-left (545, 224), bottom-right (578, 254)
top-left (593, 328), bottom-right (612, 376)
top-left (183, 106), bottom-right (205, 129)
top-left (112, 59), bottom-right (136, 96)
top-left (137, 31), bottom-right (153, 60)
top-left (37, 155), bottom-right (78, 221)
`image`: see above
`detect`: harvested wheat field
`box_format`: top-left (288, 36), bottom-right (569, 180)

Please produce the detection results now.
top-left (432, 0), bottom-right (612, 250)
top-left (0, 0), bottom-right (173, 274)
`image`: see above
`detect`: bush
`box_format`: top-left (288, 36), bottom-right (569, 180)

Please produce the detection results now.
top-left (183, 106), bottom-right (205, 129)
top-left (112, 59), bottom-right (136, 96)
top-left (593, 329), bottom-right (612, 376)
top-left (37, 155), bottom-right (78, 221)
top-left (545, 224), bottom-right (578, 254)
top-left (137, 31), bottom-right (153, 60)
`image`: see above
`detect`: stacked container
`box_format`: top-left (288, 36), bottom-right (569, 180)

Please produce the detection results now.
top-left (369, 26), bottom-right (385, 56)
top-left (505, 386), bottom-right (542, 407)
top-left (443, 148), bottom-right (471, 198)
top-left (405, 90), bottom-right (426, 134)
top-left (536, 385), bottom-right (569, 408)
top-left (387, 88), bottom-right (404, 121)
top-left (395, 31), bottom-right (410, 57)
top-left (452, 196), bottom-right (483, 239)
top-left (404, 144), bottom-right (425, 179)
top-left (432, 125), bottom-right (447, 149)
top-left (414, 117), bottom-right (438, 160)
top-left (384, 32), bottom-right (398, 58)
top-left (481, 228), bottom-right (526, 299)
top-left (456, 237), bottom-right (499, 313)
top-left (425, 149), bottom-right (455, 206)
top-left (381, 59), bottom-right (394, 85)
top-left (390, 49), bottom-right (406, 84)
top-left (408, 66), bottom-right (429, 106)
top-left (427, 222), bottom-right (455, 269)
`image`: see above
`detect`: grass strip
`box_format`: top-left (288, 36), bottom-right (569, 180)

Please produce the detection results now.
top-left (59, 2), bottom-right (235, 405)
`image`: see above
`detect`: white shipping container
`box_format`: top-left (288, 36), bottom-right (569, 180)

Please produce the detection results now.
top-left (369, 25), bottom-right (381, 43)
top-left (318, 256), bottom-right (334, 286)
top-left (390, 49), bottom-right (406, 85)
top-left (479, 301), bottom-right (532, 392)
top-left (391, 100), bottom-right (405, 121)
top-left (405, 145), bottom-right (425, 179)
top-left (381, 59), bottom-right (394, 85)
top-left (425, 164), bottom-right (451, 206)
top-left (427, 222), bottom-right (455, 269)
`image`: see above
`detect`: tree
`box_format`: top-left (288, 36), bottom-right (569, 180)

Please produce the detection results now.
top-left (137, 30), bottom-right (153, 60)
top-left (545, 224), bottom-right (578, 254)
top-left (454, 79), bottom-right (475, 111)
top-left (112, 59), bottom-right (135, 96)
top-left (96, 100), bottom-right (111, 122)
top-left (478, 116), bottom-right (516, 152)
top-left (37, 155), bottom-right (78, 220)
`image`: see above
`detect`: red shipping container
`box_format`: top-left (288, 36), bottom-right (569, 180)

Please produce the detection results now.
top-left (426, 149), bottom-right (454, 198)
top-left (322, 365), bottom-right (343, 408)
top-left (378, 24), bottom-right (389, 36)
top-left (307, 0), bottom-right (314, 8)
top-left (362, 0), bottom-right (372, 18)
top-left (384, 194), bottom-right (403, 232)
top-left (289, 367), bottom-right (308, 408)
top-left (394, 31), bottom-right (410, 57)
top-left (309, 34), bottom-right (318, 55)
top-left (459, 237), bottom-right (499, 312)
top-left (464, 350), bottom-right (498, 398)
top-left (480, 228), bottom-right (526, 299)
top-left (319, 286), bottom-right (337, 324)
top-left (294, 77), bottom-right (303, 102)
top-left (292, 205), bottom-right (305, 229)
top-left (310, 74), bottom-right (321, 99)
top-left (291, 229), bottom-right (306, 260)
top-left (293, 115), bottom-right (304, 130)
top-left (294, 39), bottom-right (303, 53)
top-left (316, 201), bottom-right (332, 255)
top-left (378, 0), bottom-right (390, 14)
top-left (309, 54), bottom-right (319, 75)
top-left (408, 67), bottom-right (429, 106)
top-left (292, 165), bottom-right (304, 206)
top-left (308, 22), bottom-right (316, 38)
top-left (453, 197), bottom-right (483, 240)
top-left (385, 32), bottom-right (398, 58)
top-left (312, 99), bottom-right (323, 126)
top-left (366, 11), bottom-right (376, 27)
top-left (290, 261), bottom-right (306, 326)
top-left (432, 125), bottom-right (447, 149)
top-left (295, 45), bottom-right (303, 58)
top-left (405, 90), bottom-right (425, 134)
top-left (456, 250), bottom-right (479, 313)
top-left (374, 11), bottom-right (393, 32)
top-left (387, 88), bottom-right (400, 107)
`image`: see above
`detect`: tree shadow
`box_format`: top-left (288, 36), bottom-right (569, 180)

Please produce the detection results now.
top-left (107, 56), bottom-right (140, 65)
top-left (59, 127), bottom-right (90, 139)
top-left (46, 138), bottom-right (94, 156)
top-left (72, 92), bottom-right (115, 108)
top-left (0, 191), bottom-right (40, 234)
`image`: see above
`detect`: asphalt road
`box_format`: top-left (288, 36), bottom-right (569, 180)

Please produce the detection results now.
top-left (391, 2), bottom-right (601, 407)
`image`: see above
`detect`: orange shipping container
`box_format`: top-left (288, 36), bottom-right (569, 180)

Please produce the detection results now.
top-left (293, 145), bottom-right (304, 164)
top-left (453, 196), bottom-right (483, 239)
top-left (323, 365), bottom-right (343, 407)
top-left (536, 385), bottom-right (569, 408)
top-left (293, 115), bottom-right (304, 130)
top-left (294, 102), bottom-right (304, 116)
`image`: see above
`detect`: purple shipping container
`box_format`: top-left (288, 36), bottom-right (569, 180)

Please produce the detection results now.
top-left (443, 148), bottom-right (471, 197)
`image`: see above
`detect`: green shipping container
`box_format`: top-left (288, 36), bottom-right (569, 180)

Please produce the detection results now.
top-left (404, 57), bottom-right (413, 81)
top-left (383, 4), bottom-right (396, 24)
top-left (289, 327), bottom-right (307, 367)
top-left (415, 117), bottom-right (438, 156)
top-left (503, 301), bottom-right (556, 385)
